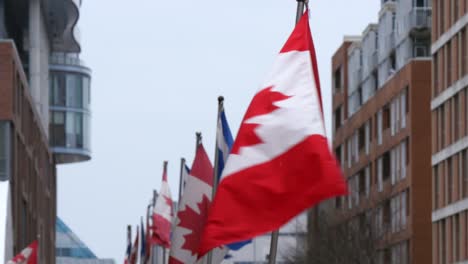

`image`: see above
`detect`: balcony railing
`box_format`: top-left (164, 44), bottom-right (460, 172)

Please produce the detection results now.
top-left (407, 8), bottom-right (432, 31)
top-left (50, 53), bottom-right (86, 67)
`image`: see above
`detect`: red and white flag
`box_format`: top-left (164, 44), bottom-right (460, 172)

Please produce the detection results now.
top-left (198, 10), bottom-right (347, 256)
top-left (151, 162), bottom-right (173, 248)
top-left (169, 142), bottom-right (226, 264)
top-left (7, 241), bottom-right (37, 264)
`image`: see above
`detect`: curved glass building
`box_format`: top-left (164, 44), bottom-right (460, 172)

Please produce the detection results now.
top-left (49, 52), bottom-right (92, 164)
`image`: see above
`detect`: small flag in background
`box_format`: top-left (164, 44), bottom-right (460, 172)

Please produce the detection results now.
top-left (124, 227), bottom-right (132, 264)
top-left (216, 100), bottom-right (251, 251)
top-left (7, 240), bottom-right (38, 264)
top-left (152, 162), bottom-right (173, 248)
top-left (140, 218), bottom-right (146, 264)
top-left (129, 226), bottom-right (139, 264)
top-left (198, 10), bottom-right (347, 257)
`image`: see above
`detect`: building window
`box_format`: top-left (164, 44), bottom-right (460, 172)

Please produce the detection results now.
top-left (462, 150), bottom-right (468, 198)
top-left (365, 121), bottom-right (371, 154)
top-left (434, 54), bottom-right (439, 96)
top-left (462, 28), bottom-right (467, 76)
top-left (358, 125), bottom-right (366, 153)
top-left (414, 0), bottom-right (426, 7)
top-left (453, 214), bottom-right (460, 261)
top-left (334, 67), bottom-right (342, 91)
top-left (347, 139), bottom-right (352, 168)
top-left (434, 165), bottom-right (440, 209)
top-left (448, 157), bottom-right (453, 204)
top-left (378, 158), bottom-right (383, 192)
top-left (448, 40), bottom-right (453, 87)
top-left (440, 104), bottom-right (446, 149)
top-left (382, 152), bottom-right (391, 182)
top-left (454, 93), bottom-right (460, 141)
top-left (50, 112), bottom-right (66, 147)
top-left (441, 219), bottom-right (446, 263)
top-left (383, 105), bottom-right (391, 131)
top-left (377, 110), bottom-right (383, 145)
top-left (373, 70), bottom-right (379, 90)
top-left (0, 122), bottom-right (9, 181)
top-left (334, 106), bottom-right (343, 131)
top-left (335, 197), bottom-right (342, 209)
top-left (390, 52), bottom-right (396, 72)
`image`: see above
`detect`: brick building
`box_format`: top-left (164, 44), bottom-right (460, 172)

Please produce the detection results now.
top-left (431, 0), bottom-right (468, 263)
top-left (0, 41), bottom-right (57, 263)
top-left (325, 0), bottom-right (433, 263)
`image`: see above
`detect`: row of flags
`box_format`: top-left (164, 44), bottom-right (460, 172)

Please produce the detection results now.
top-left (124, 9), bottom-right (346, 264)
top-left (6, 7), bottom-right (346, 264)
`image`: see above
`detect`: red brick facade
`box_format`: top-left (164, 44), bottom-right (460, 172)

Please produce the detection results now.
top-left (0, 41), bottom-right (56, 264)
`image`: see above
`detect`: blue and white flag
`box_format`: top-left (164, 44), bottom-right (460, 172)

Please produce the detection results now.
top-left (216, 104), bottom-right (251, 251)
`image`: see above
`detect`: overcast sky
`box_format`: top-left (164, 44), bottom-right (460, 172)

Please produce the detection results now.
top-left (56, 1), bottom-right (380, 261)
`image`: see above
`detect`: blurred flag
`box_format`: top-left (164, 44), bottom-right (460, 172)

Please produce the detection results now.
top-left (169, 139), bottom-right (225, 264)
top-left (6, 240), bottom-right (37, 264)
top-left (152, 162), bottom-right (173, 248)
top-left (129, 227), bottom-right (139, 264)
top-left (124, 226), bottom-right (132, 264)
top-left (198, 10), bottom-right (347, 257)
top-left (140, 218), bottom-right (146, 264)
top-left (216, 100), bottom-right (251, 251)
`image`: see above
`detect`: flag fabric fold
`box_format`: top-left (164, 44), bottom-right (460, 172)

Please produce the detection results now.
top-left (152, 163), bottom-right (173, 248)
top-left (7, 240), bottom-right (38, 264)
top-left (198, 10), bottom-right (347, 257)
top-left (170, 142), bottom-right (225, 264)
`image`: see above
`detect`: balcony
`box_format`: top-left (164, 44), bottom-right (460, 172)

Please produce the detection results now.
top-left (50, 53), bottom-right (86, 67)
top-left (49, 53), bottom-right (92, 164)
top-left (409, 8), bottom-right (432, 29)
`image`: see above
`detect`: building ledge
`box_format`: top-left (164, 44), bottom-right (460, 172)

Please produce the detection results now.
top-left (431, 75), bottom-right (468, 110)
top-left (431, 13), bottom-right (468, 54)
top-left (432, 197), bottom-right (468, 222)
top-left (432, 136), bottom-right (468, 166)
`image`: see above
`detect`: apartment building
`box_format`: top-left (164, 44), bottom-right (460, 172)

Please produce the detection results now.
top-left (0, 0), bottom-right (93, 262)
top-left (327, 0), bottom-right (433, 263)
top-left (431, 1), bottom-right (468, 263)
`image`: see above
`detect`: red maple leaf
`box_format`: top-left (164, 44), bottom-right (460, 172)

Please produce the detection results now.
top-left (178, 195), bottom-right (211, 255)
top-left (231, 86), bottom-right (290, 154)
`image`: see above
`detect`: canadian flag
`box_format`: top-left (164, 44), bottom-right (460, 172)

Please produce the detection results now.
top-left (7, 241), bottom-right (37, 264)
top-left (151, 162), bottom-right (173, 248)
top-left (198, 10), bottom-right (347, 256)
top-left (169, 141), bottom-right (226, 264)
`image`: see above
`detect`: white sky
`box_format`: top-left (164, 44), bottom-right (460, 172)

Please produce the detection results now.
top-left (56, 0), bottom-right (380, 261)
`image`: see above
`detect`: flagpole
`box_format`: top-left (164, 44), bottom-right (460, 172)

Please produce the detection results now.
top-left (268, 2), bottom-right (306, 263)
top-left (207, 96), bottom-right (224, 264)
top-left (296, 0), bottom-right (306, 24)
top-left (151, 190), bottom-right (158, 264)
top-left (146, 199), bottom-right (153, 264)
top-left (178, 158), bottom-right (186, 206)
top-left (212, 96), bottom-right (223, 193)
